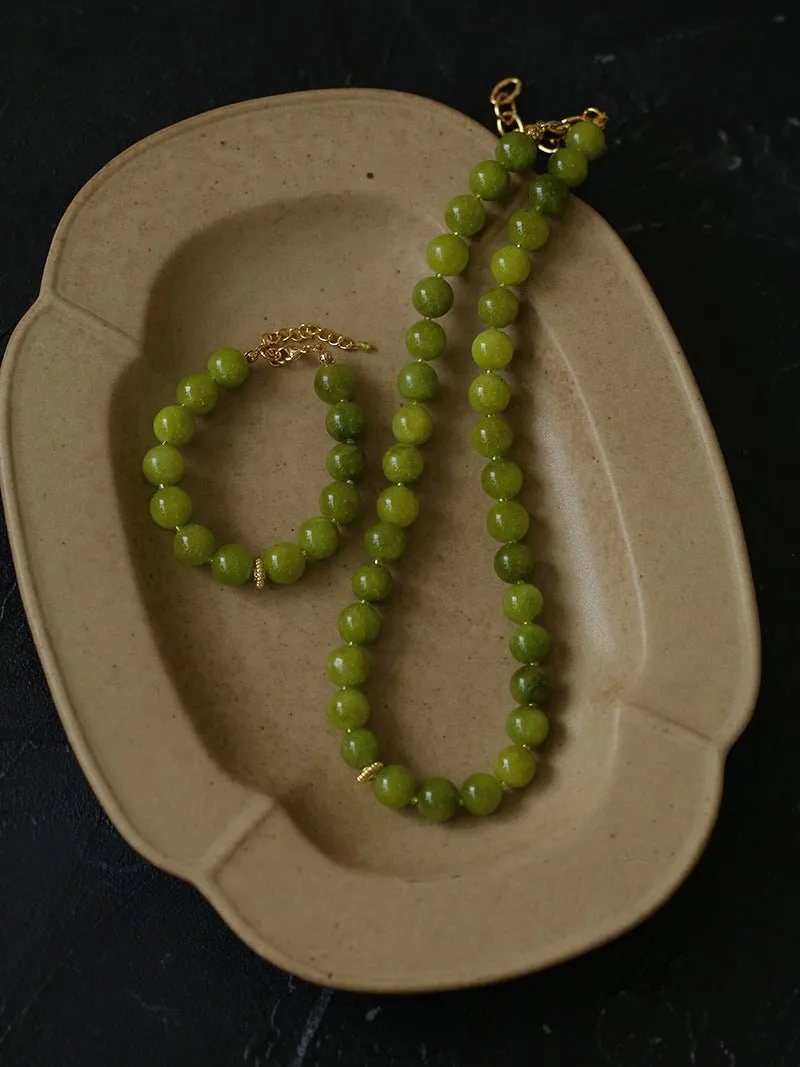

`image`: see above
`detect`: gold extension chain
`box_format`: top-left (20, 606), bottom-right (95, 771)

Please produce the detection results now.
top-left (245, 323), bottom-right (373, 367)
top-left (490, 77), bottom-right (607, 153)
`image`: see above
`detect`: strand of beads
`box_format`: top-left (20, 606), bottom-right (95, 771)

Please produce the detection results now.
top-left (325, 119), bottom-right (606, 821)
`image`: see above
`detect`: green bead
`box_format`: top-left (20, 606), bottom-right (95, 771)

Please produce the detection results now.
top-left (528, 173), bottom-right (569, 216)
top-left (314, 363), bottom-right (355, 403)
top-left (472, 415), bottom-right (513, 457)
top-left (509, 622), bottom-right (551, 663)
top-left (412, 276), bottom-right (453, 318)
top-left (173, 523), bottom-right (216, 566)
top-left (263, 541), bottom-right (306, 584)
top-left (469, 159), bottom-right (510, 201)
top-left (364, 521), bottom-right (406, 562)
top-left (392, 405), bottom-right (433, 445)
top-left (426, 234), bottom-right (469, 275)
top-left (373, 764), bottom-right (416, 809)
top-left (352, 563), bottom-right (393, 602)
top-left (397, 361), bottom-right (438, 402)
top-left (488, 500), bottom-right (530, 542)
top-left (327, 645), bottom-right (370, 687)
top-left (338, 601), bottom-right (381, 644)
top-left (149, 486), bottom-right (192, 529)
top-left (508, 208), bottom-right (550, 251)
top-left (210, 543), bottom-right (254, 586)
top-left (495, 745), bottom-right (537, 788)
top-left (341, 727), bottom-right (380, 769)
top-left (506, 705), bottom-right (550, 747)
top-left (328, 688), bottom-right (370, 730)
top-left (326, 400), bottom-right (366, 442)
top-left (207, 347), bottom-right (249, 389)
top-left (565, 119), bottom-right (606, 160)
top-left (320, 481), bottom-right (361, 524)
top-left (472, 329), bottom-right (514, 371)
top-left (153, 404), bottom-right (195, 447)
top-left (406, 319), bottom-right (446, 361)
top-left (481, 458), bottom-right (523, 499)
top-left (142, 444), bottom-right (184, 486)
top-left (382, 443), bottom-right (424, 484)
top-left (469, 373), bottom-right (511, 414)
top-left (176, 372), bottom-right (219, 415)
top-left (478, 287), bottom-right (519, 328)
top-left (548, 147), bottom-right (588, 188)
top-left (494, 542), bottom-right (535, 583)
top-left (490, 245), bottom-right (531, 286)
top-left (509, 663), bottom-right (549, 705)
top-left (461, 773), bottom-right (504, 816)
top-left (298, 517), bottom-right (340, 561)
top-left (495, 130), bottom-right (537, 172)
top-left (503, 583), bottom-right (544, 623)
top-left (377, 485), bottom-right (419, 527)
top-left (326, 442), bottom-right (366, 482)
top-left (415, 778), bottom-right (461, 823)
top-left (444, 194), bottom-right (486, 236)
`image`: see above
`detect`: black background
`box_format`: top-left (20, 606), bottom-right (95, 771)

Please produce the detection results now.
top-left (1, 2), bottom-right (797, 1065)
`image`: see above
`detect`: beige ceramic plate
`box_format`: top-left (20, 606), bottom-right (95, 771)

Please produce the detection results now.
top-left (0, 89), bottom-right (759, 992)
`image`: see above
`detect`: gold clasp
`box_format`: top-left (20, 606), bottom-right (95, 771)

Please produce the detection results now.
top-left (490, 77), bottom-right (608, 153)
top-left (244, 324), bottom-right (373, 367)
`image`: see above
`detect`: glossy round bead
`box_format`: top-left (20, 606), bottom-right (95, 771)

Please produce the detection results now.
top-left (444, 194), bottom-right (486, 236)
top-left (314, 363), bottom-right (355, 403)
top-left (481, 458), bottom-right (523, 499)
top-left (469, 373), bottom-right (511, 414)
top-left (472, 415), bottom-right (513, 457)
top-left (472, 329), bottom-right (514, 371)
top-left (494, 542), bottom-right (535, 583)
top-left (509, 663), bottom-right (549, 705)
top-left (415, 777), bottom-right (461, 823)
top-left (338, 601), bottom-right (381, 644)
top-left (412, 276), bottom-right (454, 318)
top-left (364, 521), bottom-right (406, 562)
top-left (149, 486), bottom-right (192, 529)
top-left (298, 517), bottom-right (340, 561)
top-left (426, 234), bottom-right (469, 276)
top-left (263, 541), bottom-right (306, 584)
top-left (397, 361), bottom-right (438, 402)
top-left (207, 347), bottom-right (249, 389)
top-left (461, 773), bottom-right (504, 816)
top-left (327, 645), bottom-right (370, 687)
top-left (176, 372), bottom-right (219, 415)
top-left (352, 562), bottom-right (393, 602)
top-left (326, 400), bottom-right (366, 442)
top-left (341, 727), bottom-right (380, 769)
top-left (328, 688), bottom-right (370, 730)
top-left (487, 500), bottom-right (530, 542)
top-left (326, 442), bottom-right (366, 482)
top-left (469, 159), bottom-right (510, 201)
top-left (509, 622), bottom-right (551, 663)
top-left (506, 705), bottom-right (550, 747)
top-left (478, 287), bottom-right (519, 328)
top-left (548, 147), bottom-right (588, 188)
top-left (142, 444), bottom-right (184, 486)
top-left (508, 208), bottom-right (550, 251)
top-left (210, 543), bottom-right (254, 586)
top-left (490, 245), bottom-right (531, 286)
top-left (382, 443), bottom-right (424, 484)
top-left (153, 404), bottom-right (195, 447)
top-left (377, 486), bottom-right (419, 527)
top-left (528, 173), bottom-right (569, 216)
top-left (406, 319), bottom-right (446, 361)
top-left (373, 764), bottom-right (416, 808)
top-left (392, 405), bottom-right (433, 445)
top-left (320, 482), bottom-right (361, 524)
top-left (503, 582), bottom-right (544, 623)
top-left (173, 523), bottom-right (216, 566)
top-left (495, 130), bottom-right (536, 172)
top-left (565, 119), bottom-right (606, 160)
top-left (495, 744), bottom-right (537, 788)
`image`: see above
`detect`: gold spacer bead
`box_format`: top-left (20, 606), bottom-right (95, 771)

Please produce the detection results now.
top-left (356, 761), bottom-right (384, 783)
top-left (253, 556), bottom-right (266, 589)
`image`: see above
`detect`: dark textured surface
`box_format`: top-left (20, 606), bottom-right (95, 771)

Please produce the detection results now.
top-left (1, 2), bottom-right (797, 1064)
